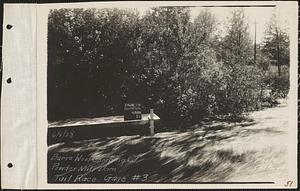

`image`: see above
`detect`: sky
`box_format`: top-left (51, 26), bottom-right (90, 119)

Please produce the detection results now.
top-left (190, 7), bottom-right (275, 43)
top-left (135, 5), bottom-right (292, 44)
top-left (58, 1), bottom-right (294, 44)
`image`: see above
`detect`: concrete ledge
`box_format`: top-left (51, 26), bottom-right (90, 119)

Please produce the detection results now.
top-left (47, 113), bottom-right (160, 145)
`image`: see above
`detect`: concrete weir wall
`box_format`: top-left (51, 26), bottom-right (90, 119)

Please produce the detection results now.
top-left (47, 114), bottom-right (160, 145)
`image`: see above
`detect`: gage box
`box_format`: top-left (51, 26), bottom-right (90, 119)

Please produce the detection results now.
top-left (124, 103), bottom-right (142, 120)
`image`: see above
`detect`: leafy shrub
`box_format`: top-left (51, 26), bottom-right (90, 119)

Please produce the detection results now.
top-left (47, 8), bottom-right (288, 129)
top-left (162, 61), bottom-right (267, 125)
top-left (264, 72), bottom-right (290, 99)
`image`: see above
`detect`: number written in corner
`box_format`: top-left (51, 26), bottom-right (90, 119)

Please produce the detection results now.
top-left (284, 180), bottom-right (293, 187)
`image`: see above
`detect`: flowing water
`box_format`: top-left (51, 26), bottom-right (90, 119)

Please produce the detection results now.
top-left (48, 99), bottom-right (290, 183)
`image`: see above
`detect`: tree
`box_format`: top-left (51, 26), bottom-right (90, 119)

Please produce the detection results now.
top-left (191, 9), bottom-right (218, 67)
top-left (221, 9), bottom-right (254, 66)
top-left (216, 9), bottom-right (266, 114)
top-left (193, 9), bottom-right (218, 47)
top-left (48, 8), bottom-right (142, 120)
top-left (47, 7), bottom-right (271, 126)
top-left (179, 9), bottom-right (220, 117)
top-left (262, 12), bottom-right (290, 76)
top-left (138, 7), bottom-right (194, 122)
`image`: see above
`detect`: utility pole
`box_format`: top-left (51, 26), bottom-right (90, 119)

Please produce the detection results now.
top-left (254, 20), bottom-right (257, 65)
top-left (276, 26), bottom-right (281, 76)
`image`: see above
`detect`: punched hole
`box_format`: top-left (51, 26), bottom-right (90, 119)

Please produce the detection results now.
top-left (6, 24), bottom-right (13, 30)
top-left (7, 163), bottom-right (13, 168)
top-left (6, 78), bottom-right (12, 84)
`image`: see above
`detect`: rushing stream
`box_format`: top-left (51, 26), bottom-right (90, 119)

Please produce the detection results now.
top-left (48, 99), bottom-right (289, 183)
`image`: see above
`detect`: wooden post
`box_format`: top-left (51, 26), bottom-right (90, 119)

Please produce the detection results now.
top-left (149, 109), bottom-right (154, 135)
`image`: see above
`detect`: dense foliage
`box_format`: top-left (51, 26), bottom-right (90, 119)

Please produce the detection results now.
top-left (260, 13), bottom-right (290, 99)
top-left (48, 8), bottom-right (290, 126)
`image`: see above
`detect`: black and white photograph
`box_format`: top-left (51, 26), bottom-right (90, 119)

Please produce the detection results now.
top-left (45, 2), bottom-right (296, 186)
